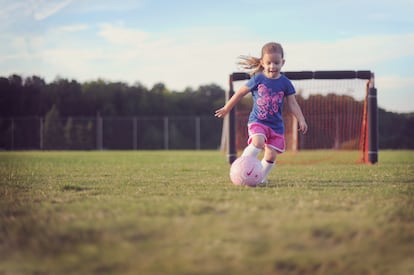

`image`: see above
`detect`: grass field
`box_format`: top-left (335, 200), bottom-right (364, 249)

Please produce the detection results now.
top-left (1, 150), bottom-right (413, 275)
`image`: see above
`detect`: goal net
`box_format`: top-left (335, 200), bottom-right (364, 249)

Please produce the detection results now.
top-left (223, 71), bottom-right (378, 164)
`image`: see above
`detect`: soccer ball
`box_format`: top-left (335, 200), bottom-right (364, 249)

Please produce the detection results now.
top-left (230, 156), bottom-right (263, 187)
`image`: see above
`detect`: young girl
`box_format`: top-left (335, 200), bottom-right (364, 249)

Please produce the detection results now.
top-left (215, 42), bottom-right (308, 184)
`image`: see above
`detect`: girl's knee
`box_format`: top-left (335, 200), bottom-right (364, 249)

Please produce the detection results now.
top-left (252, 137), bottom-right (265, 149)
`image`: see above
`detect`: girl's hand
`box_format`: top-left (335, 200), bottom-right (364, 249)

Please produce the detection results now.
top-left (214, 107), bottom-right (228, 118)
top-left (298, 119), bottom-right (308, 134)
top-left (215, 86), bottom-right (250, 118)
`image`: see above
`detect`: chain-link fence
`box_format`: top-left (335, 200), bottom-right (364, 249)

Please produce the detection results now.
top-left (0, 116), bottom-right (222, 150)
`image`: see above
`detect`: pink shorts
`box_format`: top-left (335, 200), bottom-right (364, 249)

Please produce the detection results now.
top-left (247, 122), bottom-right (286, 153)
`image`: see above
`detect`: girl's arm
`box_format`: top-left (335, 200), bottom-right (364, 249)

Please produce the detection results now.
top-left (215, 85), bottom-right (250, 118)
top-left (286, 94), bottom-right (308, 134)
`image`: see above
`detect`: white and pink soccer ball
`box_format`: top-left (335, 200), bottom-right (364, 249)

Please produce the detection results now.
top-left (230, 156), bottom-right (263, 187)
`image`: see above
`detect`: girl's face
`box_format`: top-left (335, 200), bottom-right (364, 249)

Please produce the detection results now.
top-left (260, 52), bottom-right (285, 79)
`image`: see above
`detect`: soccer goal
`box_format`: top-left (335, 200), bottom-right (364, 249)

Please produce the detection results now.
top-left (221, 71), bottom-right (378, 164)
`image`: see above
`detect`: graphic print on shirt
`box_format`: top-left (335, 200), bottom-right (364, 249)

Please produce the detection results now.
top-left (256, 84), bottom-right (285, 120)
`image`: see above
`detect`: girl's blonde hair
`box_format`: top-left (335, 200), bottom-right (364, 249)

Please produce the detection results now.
top-left (238, 42), bottom-right (284, 75)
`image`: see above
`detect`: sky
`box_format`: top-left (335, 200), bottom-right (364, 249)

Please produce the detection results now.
top-left (1, 0), bottom-right (413, 113)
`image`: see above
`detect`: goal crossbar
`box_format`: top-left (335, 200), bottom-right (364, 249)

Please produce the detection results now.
top-left (283, 70), bottom-right (372, 80)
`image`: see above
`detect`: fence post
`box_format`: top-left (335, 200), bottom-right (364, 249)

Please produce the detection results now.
top-left (96, 113), bottom-right (103, 150)
top-left (164, 116), bottom-right (169, 150)
top-left (291, 115), bottom-right (298, 151)
top-left (39, 117), bottom-right (44, 150)
top-left (11, 118), bottom-right (14, 150)
top-left (195, 116), bottom-right (200, 150)
top-left (334, 116), bottom-right (340, 149)
top-left (133, 117), bottom-right (137, 150)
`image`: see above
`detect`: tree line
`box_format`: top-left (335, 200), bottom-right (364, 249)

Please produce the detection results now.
top-left (0, 75), bottom-right (225, 118)
top-left (0, 74), bottom-right (413, 149)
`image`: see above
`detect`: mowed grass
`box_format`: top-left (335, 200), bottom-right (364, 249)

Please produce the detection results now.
top-left (0, 150), bottom-right (413, 275)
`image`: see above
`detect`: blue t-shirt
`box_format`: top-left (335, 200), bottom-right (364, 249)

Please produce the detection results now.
top-left (246, 73), bottom-right (296, 134)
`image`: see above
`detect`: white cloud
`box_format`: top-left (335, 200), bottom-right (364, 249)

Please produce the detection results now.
top-left (0, 0), bottom-right (73, 33)
top-left (376, 75), bottom-right (414, 92)
top-left (98, 24), bottom-right (149, 45)
top-left (0, 2), bottom-right (30, 30)
top-left (29, 0), bottom-right (73, 20)
top-left (85, 25), bottom-right (256, 89)
top-left (376, 75), bottom-right (414, 113)
top-left (43, 48), bottom-right (105, 76)
top-left (284, 33), bottom-right (414, 71)
top-left (54, 24), bottom-right (89, 33)
top-left (68, 0), bottom-right (145, 13)
top-left (0, 2), bottom-right (26, 17)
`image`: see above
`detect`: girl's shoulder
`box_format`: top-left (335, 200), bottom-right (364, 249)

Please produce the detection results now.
top-left (249, 73), bottom-right (267, 84)
top-left (279, 73), bottom-right (292, 82)
top-left (246, 73), bottom-right (262, 88)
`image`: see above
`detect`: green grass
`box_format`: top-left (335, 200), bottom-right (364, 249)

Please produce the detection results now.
top-left (1, 150), bottom-right (413, 275)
